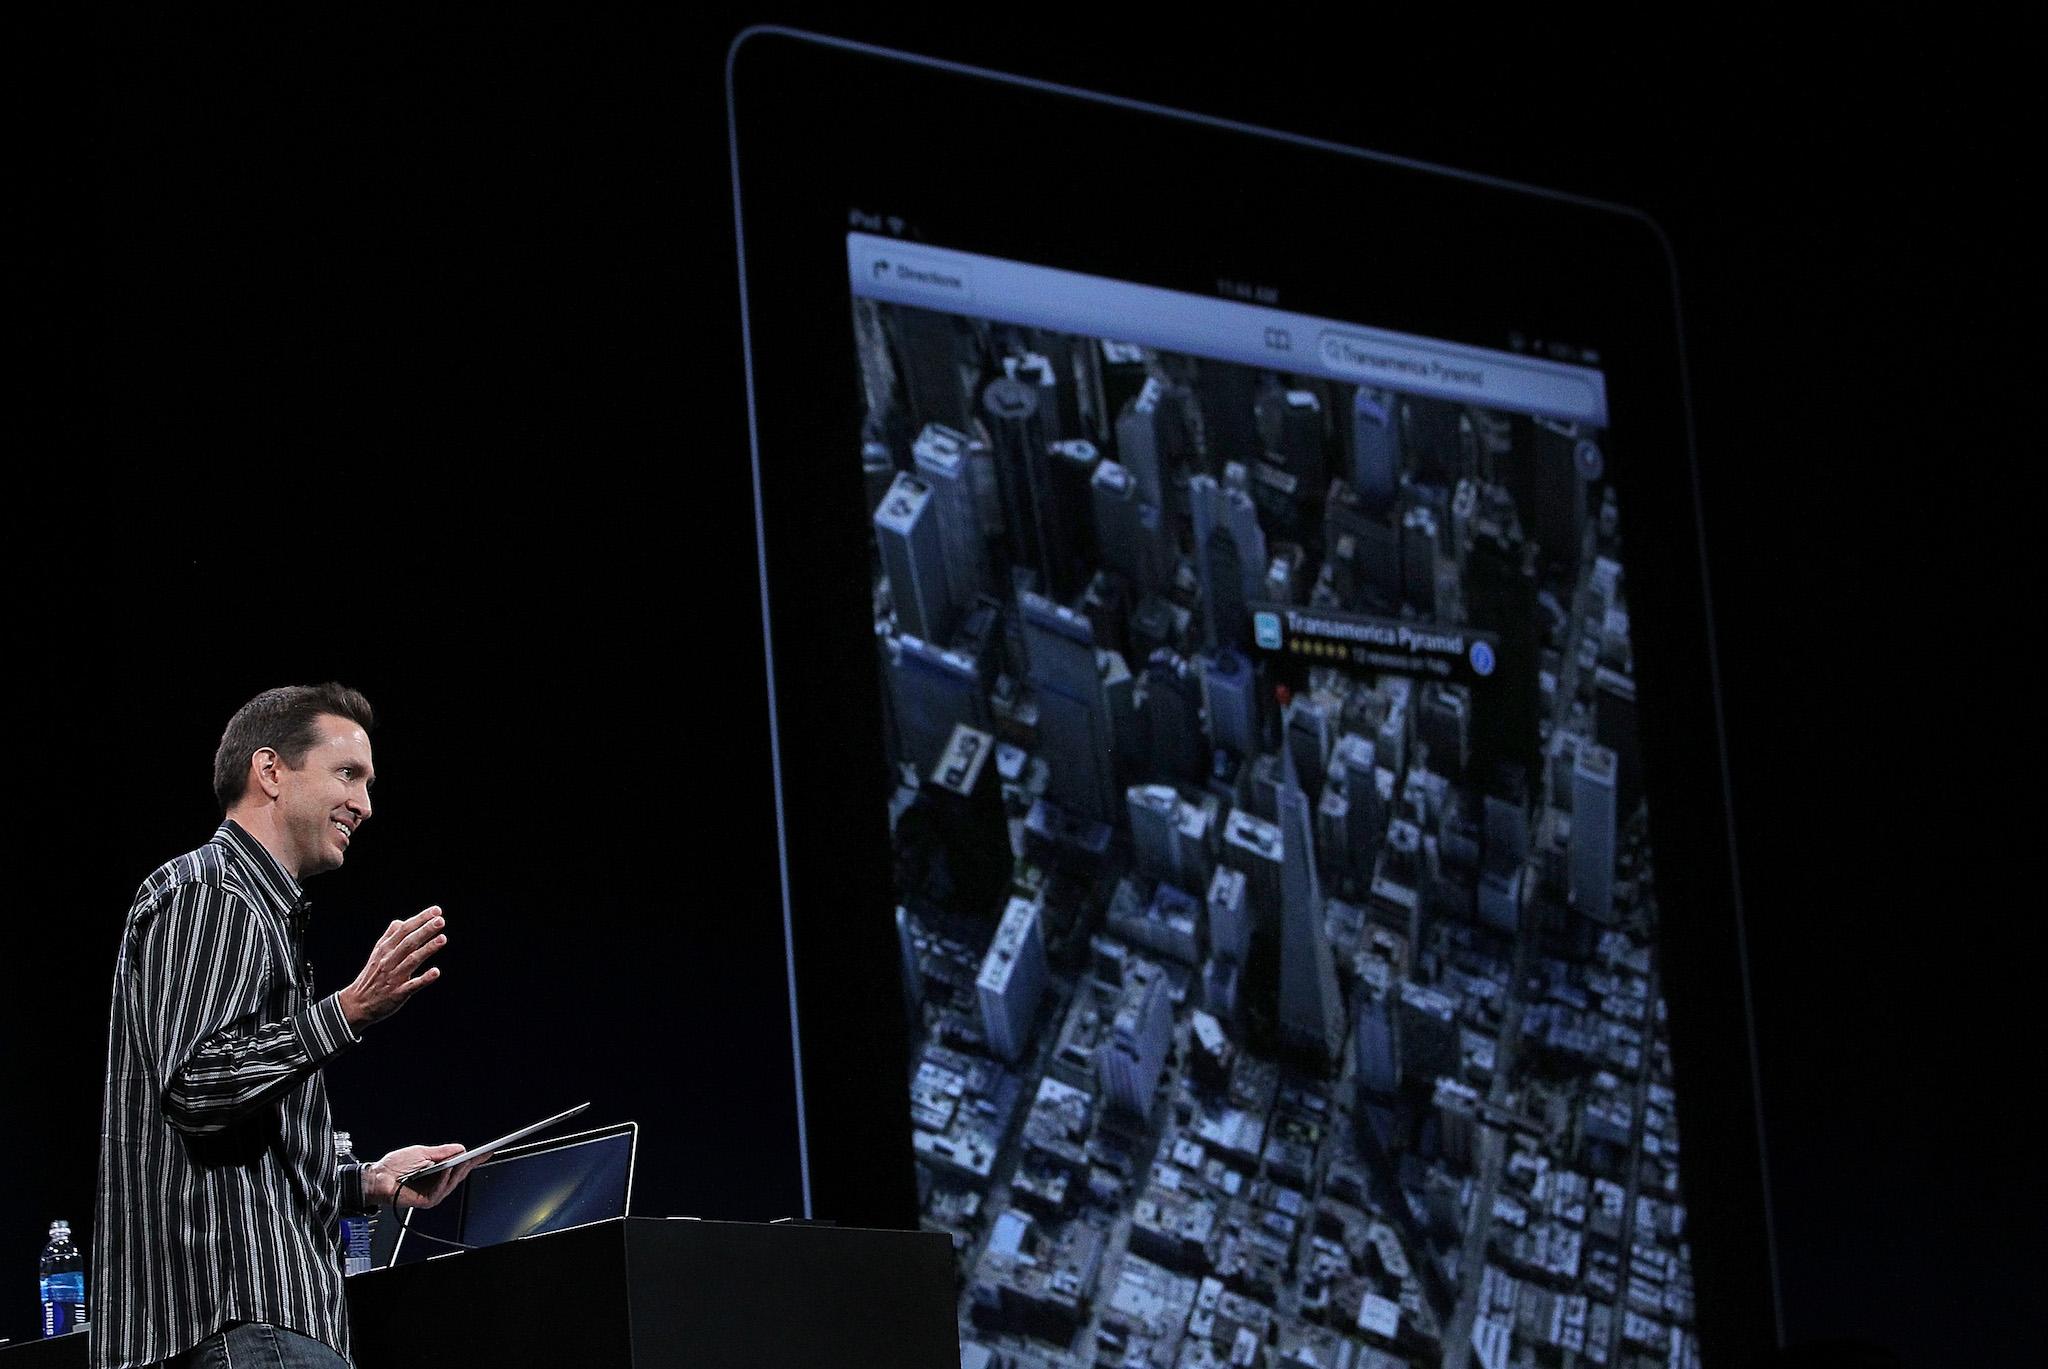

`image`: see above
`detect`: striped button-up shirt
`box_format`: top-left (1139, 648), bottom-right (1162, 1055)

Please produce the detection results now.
top-left (92, 820), bottom-right (363, 1369)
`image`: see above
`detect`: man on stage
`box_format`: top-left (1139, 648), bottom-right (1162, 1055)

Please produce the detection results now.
top-left (93, 683), bottom-right (474, 1369)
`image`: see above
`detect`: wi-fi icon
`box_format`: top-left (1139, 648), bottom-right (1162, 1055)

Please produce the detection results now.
top-left (887, 216), bottom-right (905, 234)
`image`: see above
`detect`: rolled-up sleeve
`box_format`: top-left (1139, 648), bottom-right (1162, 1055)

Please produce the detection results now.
top-left (135, 882), bottom-right (357, 1135)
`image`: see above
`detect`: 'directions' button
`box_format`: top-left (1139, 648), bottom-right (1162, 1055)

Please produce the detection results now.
top-left (858, 249), bottom-right (975, 302)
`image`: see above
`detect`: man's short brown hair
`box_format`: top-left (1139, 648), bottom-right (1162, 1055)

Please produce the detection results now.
top-left (213, 684), bottom-right (377, 811)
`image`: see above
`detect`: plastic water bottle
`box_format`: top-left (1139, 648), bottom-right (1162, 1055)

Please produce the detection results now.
top-left (39, 1219), bottom-right (85, 1337)
top-left (333, 1133), bottom-right (375, 1276)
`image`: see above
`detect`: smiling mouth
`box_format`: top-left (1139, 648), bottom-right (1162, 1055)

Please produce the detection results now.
top-left (332, 821), bottom-right (352, 844)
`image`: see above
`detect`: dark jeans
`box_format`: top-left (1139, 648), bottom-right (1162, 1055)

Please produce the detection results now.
top-left (170, 1321), bottom-right (350, 1369)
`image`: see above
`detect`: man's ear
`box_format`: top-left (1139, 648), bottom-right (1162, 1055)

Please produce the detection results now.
top-left (249, 747), bottom-right (284, 801)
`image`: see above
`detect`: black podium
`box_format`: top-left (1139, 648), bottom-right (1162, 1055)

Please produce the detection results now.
top-left (349, 1216), bottom-right (958, 1367)
top-left (1, 1218), bottom-right (958, 1369)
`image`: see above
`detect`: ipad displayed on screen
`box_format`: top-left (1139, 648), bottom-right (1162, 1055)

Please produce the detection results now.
top-left (728, 29), bottom-right (1777, 1368)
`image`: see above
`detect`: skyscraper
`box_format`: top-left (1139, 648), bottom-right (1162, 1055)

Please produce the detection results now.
top-left (1194, 359), bottom-right (1259, 472)
top-left (1201, 648), bottom-right (1257, 759)
top-left (1356, 988), bottom-right (1398, 1097)
top-left (1020, 592), bottom-right (1118, 822)
top-left (979, 897), bottom-right (1050, 1063)
top-left (1190, 473), bottom-right (1268, 651)
top-left (1350, 386), bottom-right (1401, 512)
top-left (883, 631), bottom-right (989, 779)
top-left (1098, 956), bottom-right (1172, 1119)
top-left (1141, 650), bottom-right (1205, 782)
top-left (1258, 386), bottom-right (1326, 497)
top-left (1284, 695), bottom-right (1332, 800)
top-left (874, 471), bottom-right (953, 645)
top-left (986, 353), bottom-right (1061, 592)
top-left (892, 306), bottom-right (979, 435)
top-left (1570, 741), bottom-right (1618, 924)
top-left (1047, 438), bottom-right (1103, 599)
top-left (1335, 733), bottom-right (1388, 883)
top-left (1090, 459), bottom-right (1166, 596)
top-left (1127, 784), bottom-right (1182, 885)
top-left (1479, 779), bottom-right (1528, 935)
top-left (1276, 744), bottom-right (1344, 1068)
top-left (1418, 684), bottom-right (1470, 779)
top-left (1115, 376), bottom-right (1169, 509)
top-left (925, 723), bottom-right (1011, 919)
top-left (1206, 865), bottom-right (1251, 965)
top-left (1397, 980), bottom-right (1460, 1086)
top-left (913, 422), bottom-right (989, 615)
top-left (1220, 807), bottom-right (1283, 924)
top-left (1401, 503), bottom-right (1439, 615)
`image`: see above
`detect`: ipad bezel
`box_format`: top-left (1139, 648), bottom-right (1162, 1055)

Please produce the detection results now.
top-left (728, 26), bottom-right (1779, 1361)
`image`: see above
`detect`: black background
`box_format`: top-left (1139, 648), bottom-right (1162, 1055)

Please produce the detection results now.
top-left (10, 8), bottom-right (2024, 1365)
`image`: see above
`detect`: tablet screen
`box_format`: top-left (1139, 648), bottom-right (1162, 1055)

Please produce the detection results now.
top-left (849, 235), bottom-right (1700, 1365)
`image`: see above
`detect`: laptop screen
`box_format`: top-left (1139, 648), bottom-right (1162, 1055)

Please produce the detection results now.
top-left (393, 1125), bottom-right (634, 1264)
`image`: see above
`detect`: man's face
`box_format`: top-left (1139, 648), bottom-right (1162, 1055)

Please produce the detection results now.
top-left (274, 714), bottom-right (375, 878)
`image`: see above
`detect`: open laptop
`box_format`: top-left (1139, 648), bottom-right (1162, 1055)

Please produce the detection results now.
top-left (729, 29), bottom-right (1776, 1367)
top-left (386, 1121), bottom-right (638, 1267)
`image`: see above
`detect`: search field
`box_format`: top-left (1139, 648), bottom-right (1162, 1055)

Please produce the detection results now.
top-left (847, 233), bottom-right (1606, 425)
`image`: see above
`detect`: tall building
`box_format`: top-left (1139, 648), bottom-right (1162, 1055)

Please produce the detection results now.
top-left (1401, 504), bottom-right (1439, 615)
top-left (1284, 695), bottom-right (1332, 799)
top-left (913, 422), bottom-right (989, 615)
top-left (1397, 980), bottom-right (1460, 1086)
top-left (1106, 880), bottom-right (1203, 967)
top-left (1201, 648), bottom-right (1257, 759)
top-left (892, 306), bottom-right (978, 434)
top-left (1089, 459), bottom-right (1167, 595)
top-left (1127, 784), bottom-right (1183, 886)
top-left (1418, 684), bottom-right (1470, 779)
top-left (1259, 386), bottom-right (1326, 496)
top-left (925, 723), bottom-right (1011, 918)
top-left (1479, 779), bottom-right (1528, 935)
top-left (874, 471), bottom-right (953, 645)
top-left (1350, 386), bottom-right (1401, 511)
top-left (1115, 376), bottom-right (1169, 508)
top-left (1194, 359), bottom-right (1259, 472)
top-left (1527, 416), bottom-right (1588, 575)
top-left (1141, 650), bottom-right (1205, 781)
top-left (1126, 783), bottom-right (1210, 896)
top-left (1021, 592), bottom-right (1118, 822)
top-left (1190, 474), bottom-right (1268, 651)
top-left (1570, 742), bottom-right (1618, 924)
top-left (1335, 733), bottom-right (1388, 882)
top-left (1400, 395), bottom-right (1467, 487)
top-left (1593, 665), bottom-right (1642, 820)
top-left (1046, 438), bottom-right (1103, 600)
top-left (1356, 988), bottom-right (1398, 1097)
top-left (985, 353), bottom-right (1061, 592)
top-left (1098, 956), bottom-right (1172, 1119)
top-left (979, 896), bottom-right (1049, 1063)
top-left (1096, 340), bottom-right (1151, 446)
top-left (1219, 807), bottom-right (1283, 925)
top-left (883, 631), bottom-right (988, 778)
top-left (1276, 744), bottom-right (1345, 1068)
top-left (1206, 865), bottom-right (1251, 965)
top-left (1433, 1077), bottom-right (1481, 1172)
top-left (862, 437), bottom-right (897, 517)
top-left (1326, 477), bottom-right (1402, 610)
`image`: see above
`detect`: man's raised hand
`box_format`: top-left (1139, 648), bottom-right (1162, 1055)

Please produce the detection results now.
top-left (338, 907), bottom-right (447, 1032)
